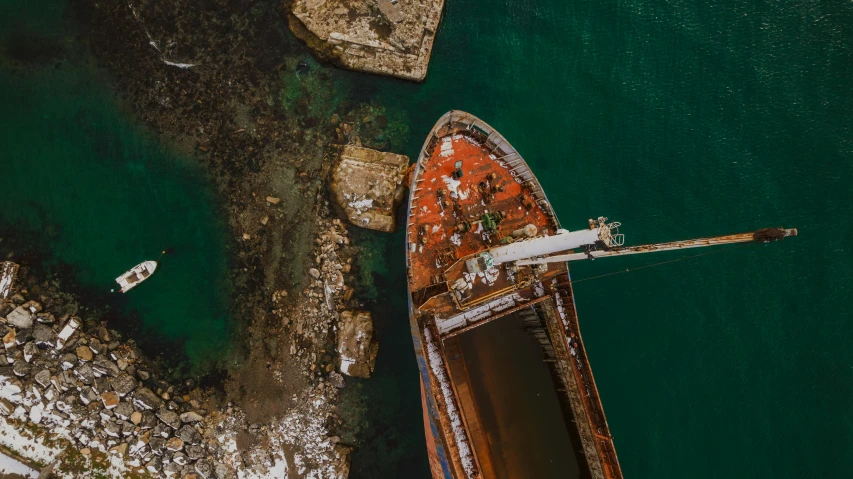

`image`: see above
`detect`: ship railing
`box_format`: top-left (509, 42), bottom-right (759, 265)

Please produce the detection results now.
top-left (426, 111), bottom-right (562, 230)
top-left (551, 275), bottom-right (624, 479)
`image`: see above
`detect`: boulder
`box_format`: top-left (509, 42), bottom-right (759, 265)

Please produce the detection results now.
top-left (179, 411), bottom-right (203, 423)
top-left (22, 300), bottom-right (42, 313)
top-left (139, 410), bottom-right (157, 429)
top-left (114, 401), bottom-right (134, 420)
top-left (145, 456), bottom-right (162, 473)
top-left (93, 376), bottom-right (110, 394)
top-left (157, 407), bottom-right (181, 429)
top-left (12, 359), bottom-right (32, 377)
top-left (2, 329), bottom-right (15, 350)
top-left (172, 451), bottom-right (188, 466)
top-left (177, 424), bottom-right (201, 444)
top-left (186, 443), bottom-right (205, 460)
top-left (336, 310), bottom-right (379, 378)
top-left (101, 391), bottom-right (120, 409)
top-left (80, 388), bottom-right (98, 405)
top-left (60, 353), bottom-right (77, 370)
top-left (121, 421), bottom-right (136, 436)
top-left (130, 411), bottom-right (142, 425)
top-left (34, 369), bottom-right (51, 388)
top-left (111, 373), bottom-right (137, 396)
top-left (22, 342), bottom-right (36, 362)
top-left (6, 306), bottom-right (33, 329)
top-left (88, 338), bottom-right (104, 355)
top-left (73, 363), bottom-right (95, 385)
top-left (165, 436), bottom-right (183, 451)
top-left (75, 345), bottom-right (93, 362)
top-left (329, 146), bottom-right (409, 232)
top-left (92, 357), bottom-right (120, 377)
top-left (0, 398), bottom-right (14, 415)
top-left (132, 388), bottom-right (162, 411)
top-left (148, 436), bottom-right (166, 454)
top-left (104, 420), bottom-right (121, 437)
top-left (164, 461), bottom-right (183, 475)
top-left (32, 324), bottom-right (56, 348)
top-left (195, 459), bottom-right (213, 478)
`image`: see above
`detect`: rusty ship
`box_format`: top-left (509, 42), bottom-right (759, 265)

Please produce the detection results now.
top-left (405, 111), bottom-right (796, 479)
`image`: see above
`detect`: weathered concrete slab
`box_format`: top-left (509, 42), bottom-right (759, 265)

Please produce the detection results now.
top-left (329, 145), bottom-right (409, 233)
top-left (336, 310), bottom-right (379, 378)
top-left (287, 0), bottom-right (444, 81)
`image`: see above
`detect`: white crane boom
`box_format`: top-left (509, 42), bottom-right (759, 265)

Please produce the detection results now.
top-left (515, 227), bottom-right (798, 266)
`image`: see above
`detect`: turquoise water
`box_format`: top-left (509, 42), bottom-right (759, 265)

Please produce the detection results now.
top-left (3, 0), bottom-right (852, 477)
top-left (0, 2), bottom-right (232, 374)
top-left (352, 0), bottom-right (853, 477)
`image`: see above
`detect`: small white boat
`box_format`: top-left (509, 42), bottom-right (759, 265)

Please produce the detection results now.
top-left (115, 261), bottom-right (157, 293)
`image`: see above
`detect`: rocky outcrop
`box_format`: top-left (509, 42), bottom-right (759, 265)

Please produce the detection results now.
top-left (336, 311), bottom-right (379, 378)
top-left (287, 0), bottom-right (445, 81)
top-left (0, 265), bottom-right (321, 478)
top-left (329, 145), bottom-right (409, 233)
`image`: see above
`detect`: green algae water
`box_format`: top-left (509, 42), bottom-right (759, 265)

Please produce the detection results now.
top-left (350, 0), bottom-right (853, 477)
top-left (3, 0), bottom-right (852, 477)
top-left (0, 1), bottom-right (232, 375)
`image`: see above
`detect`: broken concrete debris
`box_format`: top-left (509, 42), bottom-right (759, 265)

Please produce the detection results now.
top-left (288, 0), bottom-right (445, 81)
top-left (329, 145), bottom-right (409, 233)
top-left (336, 311), bottom-right (379, 378)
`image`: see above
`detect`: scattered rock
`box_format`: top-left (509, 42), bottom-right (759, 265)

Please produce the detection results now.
top-left (177, 424), bottom-right (201, 444)
top-left (12, 359), bottom-right (32, 377)
top-left (101, 391), bottom-right (120, 409)
top-left (130, 411), bottom-right (142, 425)
top-left (93, 356), bottom-right (120, 377)
top-left (166, 436), bottom-right (183, 451)
top-left (32, 324), bottom-right (56, 348)
top-left (2, 329), bottom-right (15, 350)
top-left (114, 401), bottom-right (134, 420)
top-left (76, 345), bottom-right (93, 362)
top-left (132, 387), bottom-right (161, 410)
top-left (111, 372), bottom-right (137, 396)
top-left (180, 411), bottom-right (203, 423)
top-left (34, 370), bottom-right (50, 388)
top-left (6, 306), bottom-right (33, 329)
top-left (157, 407), bottom-right (181, 429)
top-left (22, 342), bottom-right (36, 362)
top-left (88, 338), bottom-right (104, 355)
top-left (266, 196), bottom-right (281, 205)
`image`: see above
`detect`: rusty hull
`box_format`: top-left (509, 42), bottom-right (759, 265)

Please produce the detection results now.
top-left (405, 111), bottom-right (624, 479)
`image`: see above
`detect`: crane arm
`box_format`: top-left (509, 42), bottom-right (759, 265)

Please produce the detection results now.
top-left (515, 227), bottom-right (797, 266)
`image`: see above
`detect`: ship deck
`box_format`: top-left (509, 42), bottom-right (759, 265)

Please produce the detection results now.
top-left (406, 112), bottom-right (623, 479)
top-left (408, 134), bottom-right (556, 293)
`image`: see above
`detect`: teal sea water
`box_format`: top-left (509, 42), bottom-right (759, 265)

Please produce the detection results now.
top-left (0, 0), bottom-right (232, 374)
top-left (2, 0), bottom-right (851, 477)
top-left (353, 0), bottom-right (853, 477)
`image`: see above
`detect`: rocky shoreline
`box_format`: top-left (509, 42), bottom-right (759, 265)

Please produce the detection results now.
top-left (0, 198), bottom-right (369, 477)
top-left (0, 0), bottom-right (413, 476)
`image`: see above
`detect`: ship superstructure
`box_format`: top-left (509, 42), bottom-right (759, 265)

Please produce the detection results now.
top-left (405, 111), bottom-right (796, 479)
